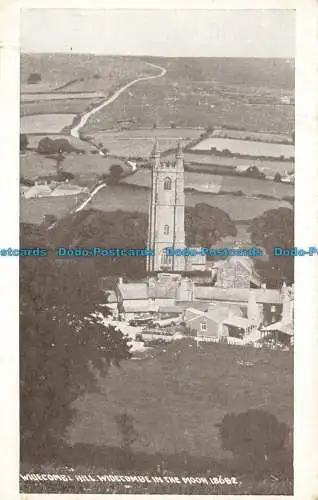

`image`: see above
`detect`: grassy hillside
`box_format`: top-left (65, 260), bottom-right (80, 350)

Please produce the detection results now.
top-left (59, 338), bottom-right (292, 492)
top-left (145, 57), bottom-right (295, 89)
top-left (21, 53), bottom-right (156, 92)
top-left (21, 338), bottom-right (293, 494)
top-left (83, 57), bottom-right (294, 134)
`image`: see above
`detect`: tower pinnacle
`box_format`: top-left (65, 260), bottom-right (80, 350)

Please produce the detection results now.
top-left (151, 137), bottom-right (160, 157)
top-left (176, 140), bottom-right (183, 157)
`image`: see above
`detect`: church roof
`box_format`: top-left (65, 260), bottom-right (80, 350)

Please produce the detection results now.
top-left (195, 286), bottom-right (282, 304)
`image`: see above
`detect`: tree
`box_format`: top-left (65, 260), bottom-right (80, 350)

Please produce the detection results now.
top-left (114, 413), bottom-right (139, 451)
top-left (240, 166), bottom-right (266, 179)
top-left (20, 177), bottom-right (34, 187)
top-left (218, 410), bottom-right (289, 473)
top-left (27, 72), bottom-right (41, 84)
top-left (185, 203), bottom-right (237, 248)
top-left (107, 164), bottom-right (124, 185)
top-left (49, 209), bottom-right (148, 278)
top-left (55, 170), bottom-right (75, 182)
top-left (20, 134), bottom-right (29, 151)
top-left (37, 137), bottom-right (79, 155)
top-left (20, 227), bottom-right (131, 459)
top-left (274, 172), bottom-right (282, 182)
top-left (37, 137), bottom-right (58, 154)
top-left (248, 207), bottom-right (294, 283)
top-left (42, 214), bottom-right (57, 227)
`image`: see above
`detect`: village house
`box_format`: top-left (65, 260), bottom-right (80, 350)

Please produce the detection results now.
top-left (211, 256), bottom-right (261, 288)
top-left (23, 181), bottom-right (53, 199)
top-left (193, 285), bottom-right (284, 326)
top-left (183, 303), bottom-right (257, 342)
top-left (261, 283), bottom-right (294, 346)
top-left (50, 182), bottom-right (89, 197)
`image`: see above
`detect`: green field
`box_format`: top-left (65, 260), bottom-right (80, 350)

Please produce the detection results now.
top-left (21, 147), bottom-right (131, 186)
top-left (82, 184), bottom-right (291, 221)
top-left (21, 54), bottom-right (157, 118)
top-left (21, 99), bottom-right (96, 117)
top-left (90, 127), bottom-right (203, 157)
top-left (21, 114), bottom-right (76, 134)
top-left (212, 128), bottom-right (292, 143)
top-left (163, 151), bottom-right (294, 177)
top-left (20, 194), bottom-right (88, 224)
top-left (20, 151), bottom-right (57, 180)
top-left (25, 134), bottom-right (92, 152)
top-left (60, 153), bottom-right (132, 185)
top-left (66, 339), bottom-right (292, 483)
top-left (122, 168), bottom-right (294, 199)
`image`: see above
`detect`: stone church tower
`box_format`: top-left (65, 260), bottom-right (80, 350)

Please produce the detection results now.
top-left (146, 139), bottom-right (186, 272)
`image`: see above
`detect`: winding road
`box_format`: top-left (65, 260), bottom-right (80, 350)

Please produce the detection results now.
top-left (57, 61), bottom-right (167, 220)
top-left (70, 62), bottom-right (167, 139)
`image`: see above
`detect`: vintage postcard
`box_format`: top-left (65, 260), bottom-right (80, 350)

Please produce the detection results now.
top-left (0, 1), bottom-right (317, 498)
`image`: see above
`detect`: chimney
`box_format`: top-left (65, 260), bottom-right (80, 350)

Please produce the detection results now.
top-left (208, 302), bottom-right (216, 313)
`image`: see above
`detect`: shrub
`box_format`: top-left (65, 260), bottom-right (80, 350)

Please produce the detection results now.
top-left (20, 134), bottom-right (29, 151)
top-left (20, 177), bottom-right (34, 187)
top-left (27, 72), bottom-right (41, 84)
top-left (217, 409), bottom-right (289, 473)
top-left (56, 171), bottom-right (75, 182)
top-left (37, 137), bottom-right (79, 155)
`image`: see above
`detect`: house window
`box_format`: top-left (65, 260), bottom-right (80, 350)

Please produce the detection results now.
top-left (271, 305), bottom-right (276, 312)
top-left (163, 224), bottom-right (169, 235)
top-left (164, 177), bottom-right (172, 190)
top-left (200, 321), bottom-right (207, 332)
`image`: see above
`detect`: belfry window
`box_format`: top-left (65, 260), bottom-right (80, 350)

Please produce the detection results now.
top-left (161, 251), bottom-right (172, 268)
top-left (163, 224), bottom-right (169, 235)
top-left (164, 177), bottom-right (172, 190)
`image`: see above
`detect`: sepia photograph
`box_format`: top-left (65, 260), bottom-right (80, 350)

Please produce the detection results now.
top-left (18, 6), bottom-right (297, 495)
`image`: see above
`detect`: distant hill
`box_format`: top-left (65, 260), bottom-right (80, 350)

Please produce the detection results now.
top-left (21, 53), bottom-right (294, 91)
top-left (144, 56), bottom-right (295, 90)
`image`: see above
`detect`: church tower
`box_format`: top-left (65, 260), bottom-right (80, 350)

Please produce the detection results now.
top-left (146, 139), bottom-right (186, 272)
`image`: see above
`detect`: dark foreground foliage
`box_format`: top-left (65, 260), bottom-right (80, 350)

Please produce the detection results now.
top-left (20, 242), bottom-right (131, 453)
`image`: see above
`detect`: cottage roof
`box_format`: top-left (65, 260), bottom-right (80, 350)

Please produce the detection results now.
top-left (24, 184), bottom-right (52, 197)
top-left (53, 183), bottom-right (83, 192)
top-left (195, 286), bottom-right (282, 304)
top-left (222, 316), bottom-right (256, 329)
top-left (186, 305), bottom-right (242, 324)
top-left (158, 305), bottom-right (183, 314)
top-left (263, 321), bottom-right (293, 336)
top-left (123, 303), bottom-right (158, 313)
top-left (118, 283), bottom-right (148, 300)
